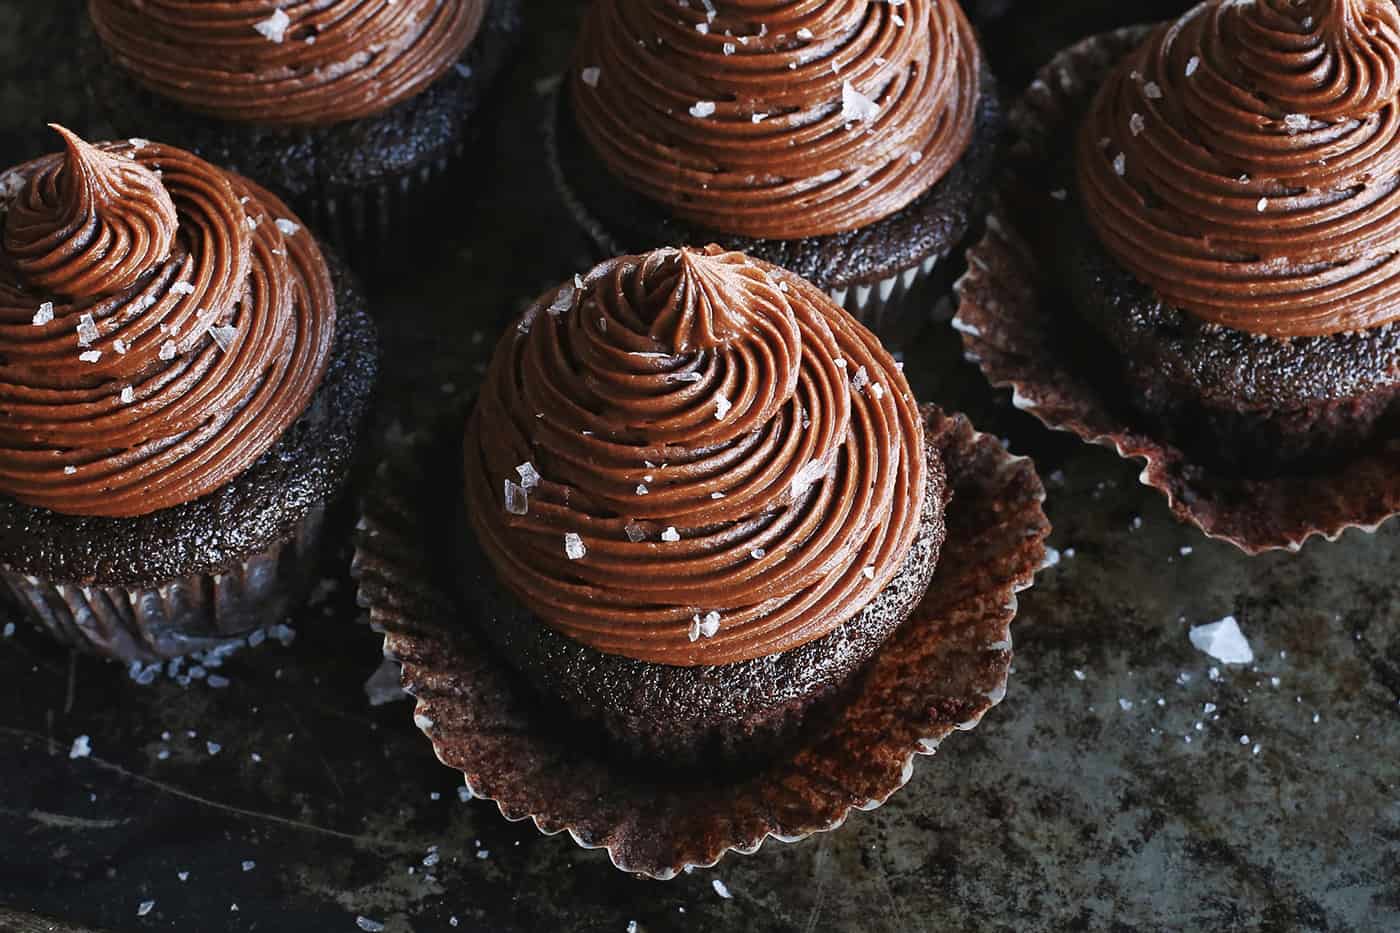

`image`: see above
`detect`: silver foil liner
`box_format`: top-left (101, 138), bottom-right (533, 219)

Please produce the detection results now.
top-left (353, 405), bottom-right (1048, 878)
top-left (1, 504), bottom-right (325, 663)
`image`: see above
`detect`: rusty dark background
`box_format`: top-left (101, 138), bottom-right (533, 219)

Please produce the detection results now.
top-left (3, 1), bottom-right (1399, 931)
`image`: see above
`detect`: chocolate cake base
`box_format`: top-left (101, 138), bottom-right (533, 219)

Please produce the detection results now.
top-left (79, 0), bottom-right (523, 262)
top-left (0, 255), bottom-right (379, 660)
top-left (548, 62), bottom-right (1003, 337)
top-left (457, 444), bottom-right (948, 771)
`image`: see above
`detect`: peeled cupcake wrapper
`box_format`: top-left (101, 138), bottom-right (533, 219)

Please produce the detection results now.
top-left (0, 504), bottom-right (326, 664)
top-left (352, 404), bottom-right (1048, 879)
top-left (952, 26), bottom-right (1400, 554)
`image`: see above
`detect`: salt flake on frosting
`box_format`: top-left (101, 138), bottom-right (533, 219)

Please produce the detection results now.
top-left (581, 67), bottom-right (601, 88)
top-left (841, 81), bottom-right (880, 123)
top-left (564, 533), bottom-right (587, 560)
top-left (661, 526), bottom-right (681, 542)
top-left (503, 480), bottom-right (528, 516)
top-left (253, 9), bottom-right (291, 44)
top-left (516, 461), bottom-right (541, 490)
top-left (32, 302), bottom-right (53, 326)
top-left (689, 101), bottom-right (717, 118)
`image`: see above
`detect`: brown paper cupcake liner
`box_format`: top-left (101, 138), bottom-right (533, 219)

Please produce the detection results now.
top-left (952, 27), bottom-right (1400, 554)
top-left (352, 404), bottom-right (1048, 878)
top-left (306, 151), bottom-right (462, 265)
top-left (1, 503), bottom-right (326, 664)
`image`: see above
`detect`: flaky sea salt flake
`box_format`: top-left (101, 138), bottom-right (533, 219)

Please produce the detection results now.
top-left (689, 100), bottom-right (717, 118)
top-left (841, 80), bottom-right (880, 122)
top-left (32, 302), bottom-right (53, 326)
top-left (661, 526), bottom-right (681, 542)
top-left (715, 394), bottom-right (732, 419)
top-left (210, 325), bottom-right (238, 352)
top-left (275, 218), bottom-right (300, 236)
top-left (69, 735), bottom-right (92, 759)
top-left (1189, 615), bottom-right (1254, 664)
top-left (159, 340), bottom-right (178, 361)
top-left (253, 8), bottom-right (291, 43)
top-left (77, 312), bottom-right (99, 346)
top-left (581, 66), bottom-right (601, 88)
top-left (79, 350), bottom-right (101, 363)
top-left (1186, 56), bottom-right (1200, 77)
top-left (503, 479), bottom-right (528, 515)
top-left (564, 532), bottom-right (587, 560)
top-left (516, 461), bottom-right (541, 490)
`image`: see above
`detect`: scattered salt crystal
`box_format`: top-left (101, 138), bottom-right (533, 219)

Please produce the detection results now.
top-left (698, 611), bottom-right (721, 638)
top-left (1189, 616), bottom-right (1253, 664)
top-left (241, 860), bottom-right (256, 872)
top-left (548, 283), bottom-right (576, 315)
top-left (207, 741), bottom-right (222, 755)
top-left (210, 325), bottom-right (238, 352)
top-left (627, 923), bottom-right (638, 933)
top-left (1186, 56), bottom-right (1200, 76)
top-left (159, 340), bottom-right (177, 361)
top-left (696, 22), bottom-right (709, 33)
top-left (275, 218), bottom-right (300, 236)
top-left (564, 532), bottom-right (587, 560)
top-left (476, 850), bottom-right (490, 860)
top-left (113, 338), bottom-right (127, 355)
top-left (253, 8), bottom-right (291, 43)
top-left (723, 42), bottom-right (736, 55)
top-left (138, 900), bottom-right (155, 917)
top-left (356, 918), bottom-right (386, 933)
top-left (624, 523), bottom-right (647, 542)
top-left (63, 465), bottom-right (77, 475)
top-left (454, 63), bottom-right (473, 79)
top-left (1050, 189), bottom-right (1068, 201)
top-left (503, 479), bottom-right (528, 516)
top-left (32, 302), bottom-right (53, 326)
top-left (1239, 734), bottom-right (1250, 745)
top-left (862, 565), bottom-right (876, 580)
top-left (796, 26), bottom-right (814, 39)
top-left (750, 547), bottom-right (766, 559)
top-left (689, 101), bottom-right (717, 118)
top-left (1179, 546), bottom-right (1193, 556)
top-left (688, 617), bottom-right (701, 642)
top-left (715, 394), bottom-right (732, 419)
top-left (1073, 670), bottom-right (1086, 681)
top-left (2, 622), bottom-right (13, 638)
top-left (840, 80), bottom-right (880, 122)
top-left (79, 350), bottom-right (101, 363)
top-left (871, 383), bottom-right (884, 399)
top-left (1112, 153), bottom-right (1126, 176)
top-left (177, 872), bottom-right (189, 882)
top-left (1118, 698), bottom-right (1134, 711)
top-left (120, 386), bottom-right (135, 404)
top-left (661, 526), bottom-right (681, 542)
top-left (1284, 113), bottom-right (1310, 132)
top-left (712, 878), bottom-right (733, 899)
top-left (1130, 113), bottom-right (1145, 135)
top-left (171, 282), bottom-right (195, 295)
top-left (851, 365), bottom-right (869, 391)
top-left (1143, 81), bottom-right (1163, 99)
top-left (581, 66), bottom-right (601, 87)
top-left (515, 461), bottom-right (540, 490)
top-left (1203, 702), bottom-right (1217, 714)
top-left (635, 484), bottom-right (649, 495)
top-left (458, 785), bottom-right (472, 802)
top-left (70, 735), bottom-right (92, 759)
top-left (77, 313), bottom-right (99, 346)
top-left (1257, 198), bottom-right (1269, 212)
top-left (711, 491), bottom-right (725, 499)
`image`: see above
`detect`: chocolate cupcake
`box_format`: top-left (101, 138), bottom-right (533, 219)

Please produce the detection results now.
top-left (81, 0), bottom-right (522, 259)
top-left (1064, 0), bottom-right (1400, 474)
top-left (0, 127), bottom-right (377, 661)
top-left (549, 0), bottom-right (1002, 339)
top-left (460, 246), bottom-right (946, 766)
top-left (955, 0), bottom-right (1400, 550)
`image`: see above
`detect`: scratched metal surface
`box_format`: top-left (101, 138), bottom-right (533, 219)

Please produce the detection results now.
top-left (4, 2), bottom-right (1400, 931)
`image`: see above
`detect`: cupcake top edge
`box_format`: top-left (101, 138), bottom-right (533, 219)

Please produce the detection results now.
top-left (88, 0), bottom-right (487, 128)
top-left (463, 245), bottom-right (931, 667)
top-left (1076, 0), bottom-right (1400, 338)
top-left (0, 126), bottom-right (336, 518)
top-left (569, 0), bottom-right (983, 240)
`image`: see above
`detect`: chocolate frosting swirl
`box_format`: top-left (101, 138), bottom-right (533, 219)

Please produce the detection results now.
top-left (89, 0), bottom-right (486, 128)
top-left (463, 246), bottom-right (928, 667)
top-left (1078, 0), bottom-right (1400, 338)
top-left (0, 128), bottom-right (335, 517)
top-left (570, 0), bottom-right (981, 240)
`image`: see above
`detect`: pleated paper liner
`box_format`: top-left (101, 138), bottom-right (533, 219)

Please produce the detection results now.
top-left (352, 404), bottom-right (1048, 879)
top-left (952, 27), bottom-right (1400, 554)
top-left (0, 503), bottom-right (326, 664)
